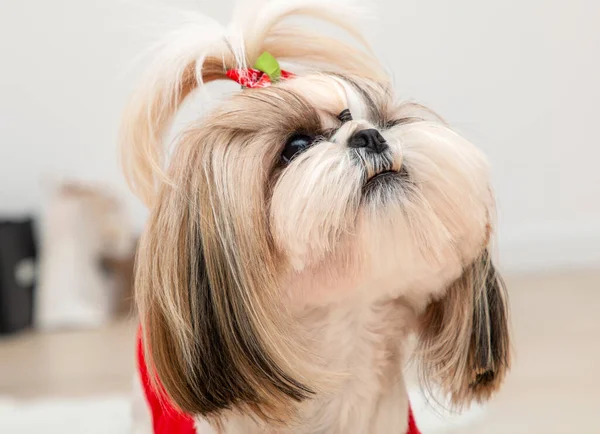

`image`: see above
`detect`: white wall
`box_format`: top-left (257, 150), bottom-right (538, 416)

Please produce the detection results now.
top-left (1, 0), bottom-right (599, 273)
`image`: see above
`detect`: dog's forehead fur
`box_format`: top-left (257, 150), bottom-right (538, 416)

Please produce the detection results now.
top-left (281, 74), bottom-right (395, 127)
top-left (204, 74), bottom-right (393, 141)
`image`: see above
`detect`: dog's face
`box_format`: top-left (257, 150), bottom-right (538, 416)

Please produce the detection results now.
top-left (270, 76), bottom-right (493, 304)
top-left (121, 0), bottom-right (509, 425)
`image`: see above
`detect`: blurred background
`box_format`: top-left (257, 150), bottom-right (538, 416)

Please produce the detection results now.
top-left (0, 0), bottom-right (598, 433)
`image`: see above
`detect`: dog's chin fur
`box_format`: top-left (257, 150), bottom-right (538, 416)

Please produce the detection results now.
top-left (120, 1), bottom-right (510, 433)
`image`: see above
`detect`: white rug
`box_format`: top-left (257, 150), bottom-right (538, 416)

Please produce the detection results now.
top-left (0, 391), bottom-right (484, 434)
top-left (0, 396), bottom-right (132, 434)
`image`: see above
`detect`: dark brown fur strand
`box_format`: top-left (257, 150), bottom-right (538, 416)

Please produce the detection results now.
top-left (470, 257), bottom-right (510, 390)
top-left (416, 251), bottom-right (511, 407)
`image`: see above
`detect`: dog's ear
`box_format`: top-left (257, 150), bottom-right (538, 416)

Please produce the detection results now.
top-left (135, 145), bottom-right (314, 422)
top-left (416, 251), bottom-right (510, 407)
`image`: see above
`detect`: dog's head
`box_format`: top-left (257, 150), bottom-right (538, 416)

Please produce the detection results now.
top-left (121, 0), bottom-right (510, 424)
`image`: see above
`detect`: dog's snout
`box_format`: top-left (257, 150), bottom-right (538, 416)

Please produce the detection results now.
top-left (348, 129), bottom-right (388, 153)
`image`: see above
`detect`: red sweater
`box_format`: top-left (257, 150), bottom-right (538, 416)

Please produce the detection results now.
top-left (137, 334), bottom-right (420, 434)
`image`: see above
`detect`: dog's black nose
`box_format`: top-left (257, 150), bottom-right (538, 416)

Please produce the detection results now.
top-left (348, 128), bottom-right (388, 153)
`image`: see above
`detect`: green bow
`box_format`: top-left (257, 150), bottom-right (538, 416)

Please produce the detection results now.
top-left (253, 52), bottom-right (282, 82)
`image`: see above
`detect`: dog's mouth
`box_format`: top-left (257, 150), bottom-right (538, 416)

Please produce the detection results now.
top-left (365, 166), bottom-right (409, 184)
top-left (363, 166), bottom-right (409, 194)
top-left (367, 170), bottom-right (396, 183)
top-left (351, 148), bottom-right (408, 192)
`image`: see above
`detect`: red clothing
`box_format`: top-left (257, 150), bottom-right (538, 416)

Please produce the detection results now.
top-left (137, 333), bottom-right (420, 434)
top-left (407, 407), bottom-right (420, 434)
top-left (137, 333), bottom-right (196, 434)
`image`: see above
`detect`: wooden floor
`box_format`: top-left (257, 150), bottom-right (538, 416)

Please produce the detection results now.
top-left (463, 270), bottom-right (600, 433)
top-left (1, 270), bottom-right (599, 433)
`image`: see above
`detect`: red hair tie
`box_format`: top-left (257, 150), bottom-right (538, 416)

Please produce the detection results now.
top-left (226, 52), bottom-right (294, 88)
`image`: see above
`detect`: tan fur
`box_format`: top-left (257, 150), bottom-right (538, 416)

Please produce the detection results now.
top-left (416, 253), bottom-right (510, 408)
top-left (121, 1), bottom-right (510, 432)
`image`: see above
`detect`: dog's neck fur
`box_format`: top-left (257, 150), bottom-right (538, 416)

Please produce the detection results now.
top-left (214, 296), bottom-right (415, 434)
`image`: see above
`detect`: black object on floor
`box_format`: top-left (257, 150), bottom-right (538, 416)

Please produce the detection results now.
top-left (0, 218), bottom-right (37, 335)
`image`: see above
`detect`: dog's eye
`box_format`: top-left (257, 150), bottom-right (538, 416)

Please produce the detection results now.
top-left (281, 134), bottom-right (314, 164)
top-left (385, 117), bottom-right (422, 129)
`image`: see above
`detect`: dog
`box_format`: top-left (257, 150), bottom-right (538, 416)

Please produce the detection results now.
top-left (121, 1), bottom-right (510, 433)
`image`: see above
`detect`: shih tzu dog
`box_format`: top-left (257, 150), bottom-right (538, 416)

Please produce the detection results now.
top-left (121, 1), bottom-right (510, 433)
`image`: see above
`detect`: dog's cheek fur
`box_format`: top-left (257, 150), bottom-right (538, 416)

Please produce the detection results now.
top-left (270, 142), bottom-right (364, 271)
top-left (415, 252), bottom-right (511, 407)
